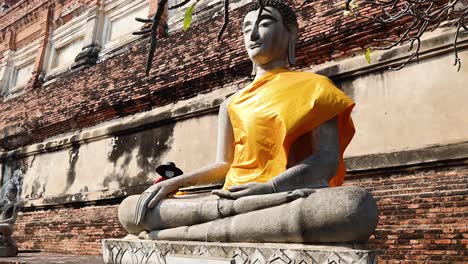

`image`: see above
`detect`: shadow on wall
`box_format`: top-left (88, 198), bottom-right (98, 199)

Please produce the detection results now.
top-left (103, 123), bottom-right (176, 188)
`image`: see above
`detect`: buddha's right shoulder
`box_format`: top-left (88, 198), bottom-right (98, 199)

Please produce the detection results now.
top-left (291, 71), bottom-right (330, 81)
top-left (220, 92), bottom-right (239, 109)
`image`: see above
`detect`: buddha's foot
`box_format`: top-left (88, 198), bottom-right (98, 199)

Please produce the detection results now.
top-left (122, 234), bottom-right (140, 240)
top-left (286, 188), bottom-right (315, 200)
top-left (137, 231), bottom-right (149, 240)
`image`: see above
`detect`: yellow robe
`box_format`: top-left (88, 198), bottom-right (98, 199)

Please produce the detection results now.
top-left (223, 68), bottom-right (355, 189)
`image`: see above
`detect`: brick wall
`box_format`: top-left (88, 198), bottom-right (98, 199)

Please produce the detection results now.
top-left (15, 203), bottom-right (125, 255)
top-left (346, 163), bottom-right (468, 263)
top-left (14, 162), bottom-right (468, 262)
top-left (0, 0), bottom-right (395, 145)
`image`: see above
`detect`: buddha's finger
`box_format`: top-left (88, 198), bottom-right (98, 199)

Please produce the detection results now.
top-left (134, 194), bottom-right (146, 221)
top-left (228, 189), bottom-right (252, 199)
top-left (286, 189), bottom-right (316, 201)
top-left (300, 189), bottom-right (316, 196)
top-left (134, 193), bottom-right (150, 224)
top-left (147, 190), bottom-right (167, 208)
top-left (228, 184), bottom-right (252, 192)
top-left (211, 189), bottom-right (232, 199)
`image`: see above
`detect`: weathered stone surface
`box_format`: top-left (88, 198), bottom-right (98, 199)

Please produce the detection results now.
top-left (0, 243), bottom-right (17, 257)
top-left (102, 239), bottom-right (377, 264)
top-left (0, 170), bottom-right (21, 257)
top-left (121, 187), bottom-right (378, 244)
top-left (0, 126), bottom-right (31, 151)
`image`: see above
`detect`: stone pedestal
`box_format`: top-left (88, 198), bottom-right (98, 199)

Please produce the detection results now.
top-left (0, 235), bottom-right (18, 257)
top-left (102, 239), bottom-right (377, 264)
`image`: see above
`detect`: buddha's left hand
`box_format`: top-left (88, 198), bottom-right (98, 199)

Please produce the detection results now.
top-left (212, 182), bottom-right (274, 199)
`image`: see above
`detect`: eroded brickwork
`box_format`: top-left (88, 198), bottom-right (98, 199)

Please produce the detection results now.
top-left (346, 164), bottom-right (468, 263)
top-left (13, 163), bottom-right (468, 262)
top-left (15, 203), bottom-right (125, 255)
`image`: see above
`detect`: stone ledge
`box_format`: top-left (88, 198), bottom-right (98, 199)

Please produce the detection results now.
top-left (17, 141), bottom-right (467, 210)
top-left (102, 239), bottom-right (377, 264)
top-left (345, 141), bottom-right (468, 173)
top-left (313, 28), bottom-right (468, 81)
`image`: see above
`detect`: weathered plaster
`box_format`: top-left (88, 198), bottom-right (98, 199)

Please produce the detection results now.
top-left (344, 48), bottom-right (468, 156)
top-left (311, 29), bottom-right (468, 156)
top-left (14, 86), bottom-right (235, 203)
top-left (19, 112), bottom-right (218, 202)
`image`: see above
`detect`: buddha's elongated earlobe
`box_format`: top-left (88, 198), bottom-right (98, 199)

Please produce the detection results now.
top-left (288, 41), bottom-right (296, 66)
top-left (251, 62), bottom-right (257, 76)
top-left (288, 28), bottom-right (298, 66)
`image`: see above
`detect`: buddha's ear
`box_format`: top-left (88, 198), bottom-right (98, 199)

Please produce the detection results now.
top-left (251, 61), bottom-right (257, 77)
top-left (288, 27), bottom-right (298, 66)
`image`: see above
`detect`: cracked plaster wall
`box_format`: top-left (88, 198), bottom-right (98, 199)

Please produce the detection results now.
top-left (17, 114), bottom-right (218, 202)
top-left (343, 49), bottom-right (468, 156)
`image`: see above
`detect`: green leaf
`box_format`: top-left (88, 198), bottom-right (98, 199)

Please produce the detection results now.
top-left (183, 2), bottom-right (196, 31)
top-left (365, 47), bottom-right (372, 64)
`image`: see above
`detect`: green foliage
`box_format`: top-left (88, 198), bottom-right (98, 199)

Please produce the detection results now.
top-left (183, 2), bottom-right (197, 31)
top-left (365, 48), bottom-right (372, 64)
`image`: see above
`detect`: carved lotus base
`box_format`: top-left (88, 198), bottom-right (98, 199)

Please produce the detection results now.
top-left (102, 239), bottom-right (377, 264)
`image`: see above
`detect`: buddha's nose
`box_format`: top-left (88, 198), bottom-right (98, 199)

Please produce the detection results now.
top-left (250, 27), bottom-right (260, 41)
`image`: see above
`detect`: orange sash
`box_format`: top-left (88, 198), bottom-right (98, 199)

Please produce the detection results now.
top-left (223, 68), bottom-right (355, 189)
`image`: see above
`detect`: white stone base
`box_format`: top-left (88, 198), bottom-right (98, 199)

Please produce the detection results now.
top-left (102, 239), bottom-right (377, 264)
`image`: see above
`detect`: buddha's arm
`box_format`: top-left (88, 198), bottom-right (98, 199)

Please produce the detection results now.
top-left (270, 117), bottom-right (340, 193)
top-left (214, 117), bottom-right (339, 199)
top-left (134, 98), bottom-right (235, 224)
top-left (171, 98), bottom-right (235, 188)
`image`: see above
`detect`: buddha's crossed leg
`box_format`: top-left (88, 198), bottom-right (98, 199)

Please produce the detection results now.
top-left (119, 186), bottom-right (378, 243)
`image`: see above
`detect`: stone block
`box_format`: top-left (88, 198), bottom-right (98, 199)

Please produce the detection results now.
top-left (102, 239), bottom-right (377, 264)
top-left (166, 254), bottom-right (234, 264)
top-left (0, 245), bottom-right (18, 257)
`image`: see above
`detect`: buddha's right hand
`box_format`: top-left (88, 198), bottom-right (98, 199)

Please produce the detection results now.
top-left (134, 179), bottom-right (180, 225)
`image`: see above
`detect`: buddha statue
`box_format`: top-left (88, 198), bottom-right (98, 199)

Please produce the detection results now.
top-left (0, 178), bottom-right (20, 257)
top-left (118, 0), bottom-right (378, 243)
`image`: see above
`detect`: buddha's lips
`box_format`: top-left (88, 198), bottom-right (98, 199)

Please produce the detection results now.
top-left (249, 43), bottom-right (262, 49)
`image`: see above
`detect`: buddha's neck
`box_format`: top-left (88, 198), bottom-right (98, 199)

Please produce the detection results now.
top-left (254, 58), bottom-right (288, 81)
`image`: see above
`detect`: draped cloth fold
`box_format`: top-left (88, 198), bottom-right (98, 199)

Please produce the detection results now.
top-left (223, 68), bottom-right (355, 190)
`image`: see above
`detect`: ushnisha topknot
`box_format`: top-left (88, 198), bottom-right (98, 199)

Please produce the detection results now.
top-left (247, 0), bottom-right (299, 32)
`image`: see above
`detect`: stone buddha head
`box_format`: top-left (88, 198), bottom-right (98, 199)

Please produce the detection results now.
top-left (243, 0), bottom-right (298, 74)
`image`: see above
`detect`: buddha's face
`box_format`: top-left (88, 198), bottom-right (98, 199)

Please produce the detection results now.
top-left (243, 7), bottom-right (289, 66)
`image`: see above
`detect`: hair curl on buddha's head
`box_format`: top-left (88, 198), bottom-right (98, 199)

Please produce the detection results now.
top-left (247, 0), bottom-right (299, 32)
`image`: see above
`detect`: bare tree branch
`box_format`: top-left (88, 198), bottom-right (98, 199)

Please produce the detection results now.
top-left (169, 0), bottom-right (192, 10)
top-left (346, 0), bottom-right (468, 70)
top-left (136, 0), bottom-right (467, 76)
top-left (218, 0), bottom-right (230, 41)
